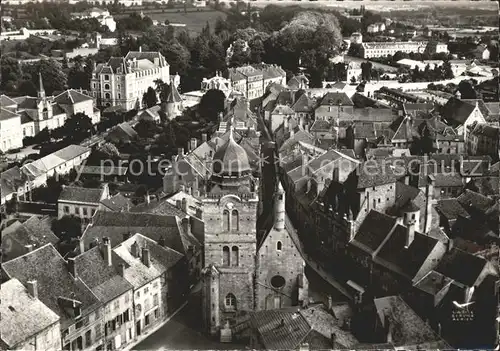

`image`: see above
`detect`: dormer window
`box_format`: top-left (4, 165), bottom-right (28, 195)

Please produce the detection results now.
top-left (104, 74), bottom-right (110, 81)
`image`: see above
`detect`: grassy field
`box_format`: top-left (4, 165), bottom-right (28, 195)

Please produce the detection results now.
top-left (147, 10), bottom-right (227, 36)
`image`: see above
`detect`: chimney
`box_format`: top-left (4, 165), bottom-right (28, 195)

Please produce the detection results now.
top-left (446, 238), bottom-right (454, 252)
top-left (190, 138), bottom-right (198, 151)
top-left (78, 236), bottom-right (85, 254)
top-left (119, 263), bottom-right (125, 277)
top-left (102, 237), bottom-right (112, 267)
top-left (131, 241), bottom-right (139, 258)
top-left (405, 219), bottom-right (416, 248)
top-left (181, 216), bottom-right (190, 234)
top-left (385, 315), bottom-right (393, 344)
top-left (67, 257), bottom-right (77, 278)
top-left (424, 175), bottom-right (435, 233)
top-left (327, 295), bottom-right (333, 310)
top-left (27, 280), bottom-right (38, 299)
top-left (202, 133), bottom-right (207, 143)
top-left (142, 248), bottom-right (151, 268)
top-left (158, 237), bottom-right (165, 247)
top-left (181, 198), bottom-right (188, 213)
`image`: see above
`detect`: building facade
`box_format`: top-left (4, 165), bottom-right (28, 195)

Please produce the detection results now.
top-left (91, 50), bottom-right (170, 110)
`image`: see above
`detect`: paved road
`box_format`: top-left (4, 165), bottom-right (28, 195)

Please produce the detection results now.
top-left (134, 292), bottom-right (246, 350)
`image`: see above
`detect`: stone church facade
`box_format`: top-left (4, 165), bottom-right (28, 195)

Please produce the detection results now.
top-left (200, 127), bottom-right (307, 336)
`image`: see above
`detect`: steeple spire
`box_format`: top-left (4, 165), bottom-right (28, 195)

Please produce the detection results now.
top-left (38, 72), bottom-right (45, 99)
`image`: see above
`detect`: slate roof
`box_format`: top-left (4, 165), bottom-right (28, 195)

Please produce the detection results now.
top-left (318, 92), bottom-right (354, 107)
top-left (0, 107), bottom-right (20, 121)
top-left (352, 210), bottom-right (397, 254)
top-left (2, 244), bottom-right (101, 329)
top-left (470, 123), bottom-right (499, 138)
top-left (100, 193), bottom-right (133, 212)
top-left (13, 96), bottom-right (38, 110)
top-left (1, 166), bottom-right (26, 199)
top-left (350, 107), bottom-right (396, 122)
top-left (112, 234), bottom-right (183, 289)
top-left (376, 225), bottom-right (440, 278)
top-left (75, 246), bottom-right (133, 303)
top-left (58, 186), bottom-right (103, 204)
top-left (2, 216), bottom-right (59, 256)
top-left (457, 189), bottom-right (496, 215)
top-left (166, 83), bottom-right (182, 103)
top-left (291, 93), bottom-right (314, 113)
top-left (0, 94), bottom-right (18, 108)
top-left (374, 296), bottom-right (448, 348)
top-left (435, 247), bottom-right (488, 286)
top-left (310, 120), bottom-right (331, 132)
top-left (0, 278), bottom-right (60, 349)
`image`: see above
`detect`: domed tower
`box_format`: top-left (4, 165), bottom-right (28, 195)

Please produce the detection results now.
top-left (201, 122), bottom-right (259, 336)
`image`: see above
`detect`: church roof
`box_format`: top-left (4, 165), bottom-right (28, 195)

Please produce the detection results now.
top-left (166, 83), bottom-right (182, 103)
top-left (212, 128), bottom-right (251, 176)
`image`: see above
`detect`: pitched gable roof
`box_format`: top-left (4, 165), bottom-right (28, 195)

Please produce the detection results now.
top-left (318, 92), bottom-right (354, 107)
top-left (58, 186), bottom-right (103, 204)
top-left (352, 210), bottom-right (397, 254)
top-left (435, 248), bottom-right (488, 286)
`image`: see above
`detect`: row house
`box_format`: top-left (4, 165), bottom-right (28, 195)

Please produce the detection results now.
top-left (2, 244), bottom-right (104, 351)
top-left (1, 144), bottom-right (90, 206)
top-left (1, 278), bottom-right (62, 350)
top-left (466, 122), bottom-right (500, 161)
top-left (226, 64), bottom-right (286, 100)
top-left (58, 185), bottom-right (110, 221)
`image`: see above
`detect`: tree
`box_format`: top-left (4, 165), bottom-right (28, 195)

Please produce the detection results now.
top-left (143, 87), bottom-right (158, 108)
top-left (25, 59), bottom-right (67, 95)
top-left (199, 89), bottom-right (226, 123)
top-left (458, 80), bottom-right (478, 99)
top-left (51, 215), bottom-right (82, 242)
top-left (64, 113), bottom-right (93, 142)
top-left (442, 60), bottom-right (454, 79)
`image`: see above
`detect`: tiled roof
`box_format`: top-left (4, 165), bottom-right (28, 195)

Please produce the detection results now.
top-left (374, 295), bottom-right (448, 348)
top-left (441, 97), bottom-right (479, 126)
top-left (2, 244), bottom-right (101, 329)
top-left (470, 123), bottom-right (499, 138)
top-left (53, 144), bottom-right (90, 161)
top-left (100, 193), bottom-right (133, 212)
top-left (112, 234), bottom-right (183, 288)
top-left (414, 270), bottom-right (454, 297)
top-left (351, 108), bottom-right (396, 122)
top-left (54, 89), bottom-right (92, 105)
top-left (250, 309), bottom-right (311, 350)
top-left (352, 210), bottom-right (397, 253)
top-left (435, 248), bottom-right (488, 286)
top-left (1, 166), bottom-right (25, 199)
top-left (376, 225), bottom-right (439, 278)
top-left (291, 93), bottom-right (314, 113)
top-left (318, 92), bottom-right (354, 107)
top-left (13, 96), bottom-right (38, 110)
top-left (354, 159), bottom-right (398, 189)
top-left (58, 186), bottom-right (103, 204)
top-left (310, 120), bottom-right (331, 132)
top-left (3, 216), bottom-right (59, 257)
top-left (0, 94), bottom-right (18, 108)
top-left (457, 189), bottom-right (496, 215)
top-left (465, 176), bottom-right (499, 197)
top-left (0, 278), bottom-right (60, 349)
top-left (435, 199), bottom-right (470, 221)
top-left (278, 130), bottom-right (315, 153)
top-left (75, 246), bottom-right (133, 303)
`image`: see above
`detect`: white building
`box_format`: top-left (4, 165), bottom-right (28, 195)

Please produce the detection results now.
top-left (70, 7), bottom-right (116, 32)
top-left (91, 49), bottom-right (170, 110)
top-left (351, 32), bottom-right (363, 44)
top-left (201, 72), bottom-right (232, 97)
top-left (58, 185), bottom-right (110, 221)
top-left (346, 61), bottom-right (362, 83)
top-left (361, 41), bottom-right (429, 58)
top-left (0, 106), bottom-right (23, 152)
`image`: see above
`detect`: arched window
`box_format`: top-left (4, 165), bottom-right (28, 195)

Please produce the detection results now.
top-left (222, 246), bottom-right (230, 266)
top-left (104, 93), bottom-right (110, 99)
top-left (223, 210), bottom-right (230, 232)
top-left (231, 210), bottom-right (239, 231)
top-left (231, 246), bottom-right (239, 266)
top-left (104, 83), bottom-right (110, 90)
top-left (225, 293), bottom-right (236, 310)
top-left (277, 241), bottom-right (282, 251)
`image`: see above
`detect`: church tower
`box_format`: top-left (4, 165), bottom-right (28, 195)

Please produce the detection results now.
top-left (201, 123), bottom-right (259, 335)
top-left (37, 72), bottom-right (46, 100)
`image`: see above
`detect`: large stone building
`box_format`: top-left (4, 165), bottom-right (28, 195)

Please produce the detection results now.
top-left (200, 124), bottom-right (306, 336)
top-left (226, 64), bottom-right (286, 100)
top-left (360, 41), bottom-right (448, 59)
top-left (91, 49), bottom-right (170, 110)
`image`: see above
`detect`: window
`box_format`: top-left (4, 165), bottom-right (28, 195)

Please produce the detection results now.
top-left (232, 210), bottom-right (239, 231)
top-left (114, 300), bottom-right (120, 310)
top-left (145, 314), bottom-right (150, 326)
top-left (231, 246), bottom-right (239, 267)
top-left (274, 296), bottom-right (281, 309)
top-left (271, 275), bottom-right (286, 289)
top-left (136, 291), bottom-right (140, 298)
top-left (277, 241), bottom-right (282, 251)
top-left (223, 210), bottom-right (230, 232)
top-left (104, 74), bottom-right (110, 81)
top-left (83, 207), bottom-right (88, 216)
top-left (222, 246), bottom-right (230, 266)
top-left (91, 209), bottom-right (96, 216)
top-left (225, 293), bottom-right (236, 310)
top-left (85, 330), bottom-right (92, 347)
top-left (76, 320), bottom-right (83, 330)
top-left (74, 206), bottom-right (80, 215)
top-left (153, 294), bottom-right (159, 306)
top-left (154, 309), bottom-right (160, 319)
top-left (64, 206), bottom-right (70, 214)
top-left (104, 93), bottom-right (110, 99)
